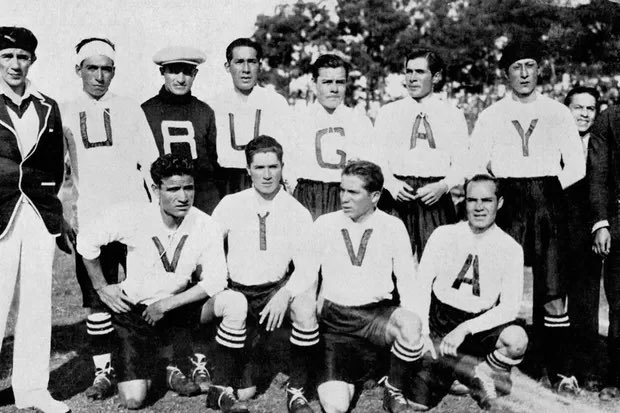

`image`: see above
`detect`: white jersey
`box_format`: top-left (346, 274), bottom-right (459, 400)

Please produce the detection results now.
top-left (374, 94), bottom-right (469, 198)
top-left (212, 188), bottom-right (313, 297)
top-left (469, 92), bottom-right (585, 188)
top-left (416, 221), bottom-right (524, 335)
top-left (311, 209), bottom-right (417, 311)
top-left (288, 102), bottom-right (377, 188)
top-left (212, 86), bottom-right (295, 169)
top-left (61, 92), bottom-right (159, 228)
top-left (77, 203), bottom-right (228, 305)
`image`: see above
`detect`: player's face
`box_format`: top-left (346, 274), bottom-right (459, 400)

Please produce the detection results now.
top-left (0, 48), bottom-right (34, 94)
top-left (340, 174), bottom-right (379, 222)
top-left (506, 58), bottom-right (539, 99)
top-left (315, 66), bottom-right (347, 113)
top-left (76, 55), bottom-right (115, 100)
top-left (225, 46), bottom-right (259, 95)
top-left (405, 57), bottom-right (438, 101)
top-left (465, 180), bottom-right (503, 234)
top-left (161, 63), bottom-right (197, 96)
top-left (568, 93), bottom-right (597, 134)
top-left (156, 174), bottom-right (195, 218)
top-left (248, 151), bottom-right (282, 200)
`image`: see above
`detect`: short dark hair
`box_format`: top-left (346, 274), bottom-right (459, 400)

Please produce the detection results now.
top-left (245, 135), bottom-right (283, 165)
top-left (311, 54), bottom-right (349, 79)
top-left (464, 174), bottom-right (501, 198)
top-left (564, 86), bottom-right (600, 113)
top-left (225, 38), bottom-right (263, 63)
top-left (342, 161), bottom-right (384, 193)
top-left (150, 154), bottom-right (195, 186)
top-left (405, 48), bottom-right (445, 76)
top-left (75, 37), bottom-right (116, 54)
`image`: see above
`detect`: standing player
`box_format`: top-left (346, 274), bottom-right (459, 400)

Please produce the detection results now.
top-left (563, 86), bottom-right (603, 391)
top-left (588, 100), bottom-right (620, 401)
top-left (61, 37), bottom-right (159, 400)
top-left (0, 26), bottom-right (70, 413)
top-left (374, 48), bottom-right (468, 257)
top-left (289, 54), bottom-right (375, 220)
top-left (212, 38), bottom-right (295, 196)
top-left (312, 161), bottom-right (425, 413)
top-left (212, 136), bottom-right (319, 413)
top-left (469, 39), bottom-right (585, 393)
top-left (142, 46), bottom-right (220, 214)
top-left (410, 174), bottom-right (528, 410)
top-left (76, 154), bottom-right (249, 412)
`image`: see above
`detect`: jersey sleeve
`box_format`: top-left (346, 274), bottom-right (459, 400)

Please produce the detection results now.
top-left (195, 221), bottom-right (229, 297)
top-left (441, 108), bottom-right (469, 190)
top-left (210, 197), bottom-right (230, 238)
top-left (76, 204), bottom-right (132, 260)
top-left (557, 109), bottom-right (586, 189)
top-left (414, 227), bottom-right (443, 336)
top-left (283, 208), bottom-right (315, 297)
top-left (373, 105), bottom-right (405, 198)
top-left (468, 111), bottom-right (494, 178)
top-left (391, 218), bottom-right (418, 313)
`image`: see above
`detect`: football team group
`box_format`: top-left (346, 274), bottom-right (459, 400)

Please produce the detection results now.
top-left (0, 24), bottom-right (615, 413)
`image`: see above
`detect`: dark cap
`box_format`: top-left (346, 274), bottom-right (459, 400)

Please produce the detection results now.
top-left (0, 27), bottom-right (37, 55)
top-left (499, 39), bottom-right (543, 70)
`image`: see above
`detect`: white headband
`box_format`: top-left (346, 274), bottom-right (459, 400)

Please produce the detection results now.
top-left (76, 40), bottom-right (115, 65)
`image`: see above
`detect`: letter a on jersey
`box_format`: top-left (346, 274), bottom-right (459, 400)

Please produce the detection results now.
top-left (451, 253), bottom-right (481, 296)
top-left (341, 229), bottom-right (373, 266)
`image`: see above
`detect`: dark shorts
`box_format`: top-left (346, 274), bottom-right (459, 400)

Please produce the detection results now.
top-left (229, 277), bottom-right (288, 326)
top-left (408, 294), bottom-right (522, 408)
top-left (294, 179), bottom-right (341, 221)
top-left (112, 299), bottom-right (205, 382)
top-left (319, 299), bottom-right (397, 384)
top-left (75, 241), bottom-right (126, 310)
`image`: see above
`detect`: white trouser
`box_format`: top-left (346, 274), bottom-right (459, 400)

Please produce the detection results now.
top-left (0, 201), bottom-right (56, 402)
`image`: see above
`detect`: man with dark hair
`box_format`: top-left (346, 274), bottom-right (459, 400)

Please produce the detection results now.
top-left (374, 48), bottom-right (468, 258)
top-left (312, 160), bottom-right (425, 413)
top-left (470, 39), bottom-right (585, 393)
top-left (61, 37), bottom-right (159, 400)
top-left (77, 153), bottom-right (249, 412)
top-left (410, 174), bottom-right (528, 410)
top-left (0, 26), bottom-right (70, 413)
top-left (212, 135), bottom-right (318, 413)
top-left (588, 98), bottom-right (620, 401)
top-left (142, 46), bottom-right (219, 215)
top-left (289, 53), bottom-right (376, 220)
top-left (563, 86), bottom-right (604, 391)
top-left (212, 38), bottom-right (295, 197)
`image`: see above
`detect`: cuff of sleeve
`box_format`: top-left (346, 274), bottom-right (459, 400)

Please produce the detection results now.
top-left (76, 246), bottom-right (101, 261)
top-left (592, 220), bottom-right (610, 233)
top-left (197, 279), bottom-right (225, 298)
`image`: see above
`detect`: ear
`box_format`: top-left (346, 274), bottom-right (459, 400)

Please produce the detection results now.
top-left (497, 196), bottom-right (504, 210)
top-left (151, 183), bottom-right (159, 199)
top-left (371, 190), bottom-right (381, 205)
top-left (224, 61), bottom-right (231, 73)
top-left (246, 165), bottom-right (251, 176)
top-left (159, 67), bottom-right (165, 76)
top-left (432, 71), bottom-right (442, 86)
top-left (75, 64), bottom-right (81, 76)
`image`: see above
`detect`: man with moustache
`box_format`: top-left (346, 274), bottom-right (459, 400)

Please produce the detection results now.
top-left (0, 26), bottom-right (69, 413)
top-left (374, 48), bottom-right (469, 258)
top-left (212, 38), bottom-right (295, 196)
top-left (289, 54), bottom-right (375, 220)
top-left (563, 86), bottom-right (604, 392)
top-left (61, 37), bottom-right (159, 400)
top-left (469, 39), bottom-right (585, 393)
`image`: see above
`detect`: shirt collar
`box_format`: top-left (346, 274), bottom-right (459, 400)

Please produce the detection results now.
top-left (0, 79), bottom-right (42, 106)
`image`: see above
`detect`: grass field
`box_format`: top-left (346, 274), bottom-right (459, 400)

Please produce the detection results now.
top-left (1, 185), bottom-right (619, 412)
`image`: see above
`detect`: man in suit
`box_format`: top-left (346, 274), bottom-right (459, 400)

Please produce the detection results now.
top-left (588, 102), bottom-right (620, 401)
top-left (0, 26), bottom-right (70, 413)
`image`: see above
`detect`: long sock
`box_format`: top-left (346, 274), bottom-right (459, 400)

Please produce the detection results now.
top-left (388, 339), bottom-right (424, 390)
top-left (543, 313), bottom-right (572, 383)
top-left (215, 322), bottom-right (247, 387)
top-left (486, 349), bottom-right (522, 395)
top-left (288, 323), bottom-right (320, 389)
top-left (87, 312), bottom-right (114, 374)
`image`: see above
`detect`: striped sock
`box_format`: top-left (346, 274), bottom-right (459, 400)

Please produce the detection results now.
top-left (290, 323), bottom-right (319, 347)
top-left (389, 339), bottom-right (424, 389)
top-left (216, 323), bottom-right (246, 349)
top-left (486, 350), bottom-right (522, 372)
top-left (543, 312), bottom-right (572, 381)
top-left (391, 339), bottom-right (424, 363)
top-left (87, 312), bottom-right (113, 336)
top-left (544, 313), bottom-right (570, 328)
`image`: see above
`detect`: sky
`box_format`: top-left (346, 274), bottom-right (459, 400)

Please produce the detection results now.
top-left (1, 0), bottom-right (286, 102)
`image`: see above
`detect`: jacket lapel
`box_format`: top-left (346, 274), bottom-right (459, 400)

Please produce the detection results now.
top-left (26, 94), bottom-right (52, 159)
top-left (0, 97), bottom-right (17, 136)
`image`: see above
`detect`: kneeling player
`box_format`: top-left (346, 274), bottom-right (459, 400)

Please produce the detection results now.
top-left (213, 136), bottom-right (319, 413)
top-left (410, 174), bottom-right (528, 410)
top-left (312, 161), bottom-right (425, 413)
top-left (77, 154), bottom-right (249, 412)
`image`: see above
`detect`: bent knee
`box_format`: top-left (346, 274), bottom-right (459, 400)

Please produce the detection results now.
top-left (389, 308), bottom-right (422, 343)
top-left (290, 294), bottom-right (318, 328)
top-left (498, 325), bottom-right (528, 358)
top-left (217, 290), bottom-right (248, 325)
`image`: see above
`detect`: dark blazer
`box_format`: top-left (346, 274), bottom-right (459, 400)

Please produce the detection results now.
top-left (588, 105), bottom-right (620, 227)
top-left (0, 90), bottom-right (64, 238)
